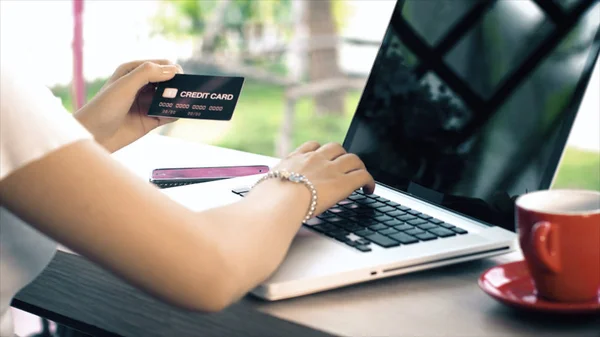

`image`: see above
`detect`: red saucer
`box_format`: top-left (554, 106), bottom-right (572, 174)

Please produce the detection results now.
top-left (478, 260), bottom-right (600, 314)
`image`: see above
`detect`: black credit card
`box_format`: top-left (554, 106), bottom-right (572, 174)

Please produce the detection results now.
top-left (147, 74), bottom-right (245, 120)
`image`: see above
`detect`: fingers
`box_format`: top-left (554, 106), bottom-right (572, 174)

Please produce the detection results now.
top-left (334, 153), bottom-right (375, 193)
top-left (333, 153), bottom-right (366, 173)
top-left (103, 60), bottom-right (182, 91)
top-left (113, 59), bottom-right (173, 78)
top-left (287, 141), bottom-right (321, 157)
top-left (117, 62), bottom-right (182, 95)
top-left (347, 169), bottom-right (376, 195)
top-left (315, 142), bottom-right (346, 160)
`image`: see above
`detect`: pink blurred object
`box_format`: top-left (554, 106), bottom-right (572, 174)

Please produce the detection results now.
top-left (72, 0), bottom-right (85, 110)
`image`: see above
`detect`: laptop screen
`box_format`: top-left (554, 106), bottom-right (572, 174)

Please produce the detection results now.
top-left (343, 0), bottom-right (600, 232)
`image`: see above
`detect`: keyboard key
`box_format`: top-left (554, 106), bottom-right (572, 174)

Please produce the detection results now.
top-left (314, 224), bottom-right (334, 233)
top-left (397, 205), bottom-right (411, 211)
top-left (371, 211), bottom-right (385, 217)
top-left (375, 215), bottom-right (393, 222)
top-left (378, 206), bottom-right (396, 213)
top-left (416, 232), bottom-right (438, 241)
top-left (305, 218), bottom-right (326, 226)
top-left (355, 245), bottom-right (372, 252)
top-left (337, 210), bottom-right (357, 218)
top-left (451, 227), bottom-right (468, 235)
top-left (385, 200), bottom-right (402, 207)
top-left (232, 187), bottom-right (250, 194)
top-left (338, 238), bottom-right (356, 246)
top-left (407, 219), bottom-right (427, 226)
top-left (439, 222), bottom-right (455, 229)
top-left (327, 216), bottom-right (345, 223)
top-left (318, 212), bottom-right (336, 219)
top-left (365, 233), bottom-right (400, 248)
top-left (407, 210), bottom-right (421, 215)
top-left (368, 223), bottom-right (388, 231)
top-left (375, 196), bottom-right (390, 203)
top-left (384, 219), bottom-right (403, 227)
top-left (378, 228), bottom-right (399, 235)
top-left (356, 238), bottom-right (371, 245)
top-left (356, 198), bottom-right (376, 205)
top-left (394, 224), bottom-right (414, 231)
top-left (328, 208), bottom-right (344, 214)
top-left (340, 223), bottom-right (364, 232)
top-left (336, 221), bottom-right (356, 229)
top-left (429, 228), bottom-right (456, 238)
top-left (356, 214), bottom-right (376, 221)
top-left (350, 216), bottom-right (363, 222)
top-left (358, 218), bottom-right (378, 226)
top-left (429, 218), bottom-right (443, 224)
top-left (353, 207), bottom-right (374, 214)
top-left (417, 214), bottom-right (433, 220)
top-left (338, 199), bottom-right (353, 205)
top-left (327, 229), bottom-right (349, 237)
top-left (348, 194), bottom-right (366, 201)
top-left (370, 202), bottom-right (387, 208)
top-left (405, 228), bottom-right (425, 236)
top-left (342, 203), bottom-right (361, 211)
top-left (417, 223), bottom-right (438, 230)
top-left (387, 210), bottom-right (406, 217)
top-left (354, 229), bottom-right (375, 237)
top-left (388, 232), bottom-right (419, 244)
top-left (398, 214), bottom-right (417, 221)
top-left (331, 234), bottom-right (351, 242)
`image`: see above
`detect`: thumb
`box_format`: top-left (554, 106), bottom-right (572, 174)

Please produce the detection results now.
top-left (120, 62), bottom-right (180, 93)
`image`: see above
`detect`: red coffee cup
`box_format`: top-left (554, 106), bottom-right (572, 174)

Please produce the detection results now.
top-left (516, 189), bottom-right (600, 302)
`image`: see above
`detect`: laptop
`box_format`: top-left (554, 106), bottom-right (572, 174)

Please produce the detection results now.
top-left (163, 0), bottom-right (600, 300)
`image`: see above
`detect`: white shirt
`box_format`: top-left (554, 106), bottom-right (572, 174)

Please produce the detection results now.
top-left (0, 58), bottom-right (92, 337)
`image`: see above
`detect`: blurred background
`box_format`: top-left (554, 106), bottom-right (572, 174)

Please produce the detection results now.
top-left (0, 0), bottom-right (598, 190)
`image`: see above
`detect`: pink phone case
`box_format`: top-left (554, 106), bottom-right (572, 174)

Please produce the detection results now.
top-left (150, 165), bottom-right (269, 188)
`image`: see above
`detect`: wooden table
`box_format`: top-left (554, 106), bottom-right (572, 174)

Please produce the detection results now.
top-left (13, 135), bottom-right (600, 337)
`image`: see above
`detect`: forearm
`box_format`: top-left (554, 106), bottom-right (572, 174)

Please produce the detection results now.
top-left (98, 130), bottom-right (138, 153)
top-left (197, 178), bottom-right (309, 301)
top-left (0, 138), bottom-right (325, 312)
top-left (73, 112), bottom-right (119, 152)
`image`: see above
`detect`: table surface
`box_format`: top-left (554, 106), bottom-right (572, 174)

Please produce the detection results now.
top-left (13, 135), bottom-right (600, 337)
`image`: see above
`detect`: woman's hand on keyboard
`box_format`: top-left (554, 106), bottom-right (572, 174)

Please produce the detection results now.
top-left (272, 141), bottom-right (376, 215)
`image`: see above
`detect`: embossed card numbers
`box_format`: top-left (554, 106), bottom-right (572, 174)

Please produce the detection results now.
top-left (147, 74), bottom-right (245, 120)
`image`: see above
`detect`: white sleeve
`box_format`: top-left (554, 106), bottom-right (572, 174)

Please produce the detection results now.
top-left (0, 62), bottom-right (93, 181)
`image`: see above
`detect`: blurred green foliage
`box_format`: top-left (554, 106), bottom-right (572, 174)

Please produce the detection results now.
top-left (153, 0), bottom-right (348, 39)
top-left (152, 0), bottom-right (293, 40)
top-left (51, 78), bottom-right (106, 113)
top-left (552, 147), bottom-right (600, 191)
top-left (216, 80), bottom-right (360, 155)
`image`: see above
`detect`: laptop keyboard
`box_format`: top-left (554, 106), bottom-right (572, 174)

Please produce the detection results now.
top-left (231, 188), bottom-right (468, 253)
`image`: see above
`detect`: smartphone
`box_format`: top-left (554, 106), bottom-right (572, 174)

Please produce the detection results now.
top-left (150, 165), bottom-right (270, 188)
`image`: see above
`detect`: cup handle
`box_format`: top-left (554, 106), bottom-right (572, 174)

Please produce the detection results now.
top-left (531, 221), bottom-right (560, 273)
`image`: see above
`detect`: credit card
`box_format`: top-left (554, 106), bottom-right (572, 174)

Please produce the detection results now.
top-left (147, 74), bottom-right (245, 120)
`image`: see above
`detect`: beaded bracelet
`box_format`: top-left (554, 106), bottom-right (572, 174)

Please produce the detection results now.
top-left (252, 169), bottom-right (317, 221)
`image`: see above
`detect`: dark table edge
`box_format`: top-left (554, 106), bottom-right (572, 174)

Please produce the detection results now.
top-left (12, 298), bottom-right (119, 337)
top-left (10, 251), bottom-right (338, 337)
